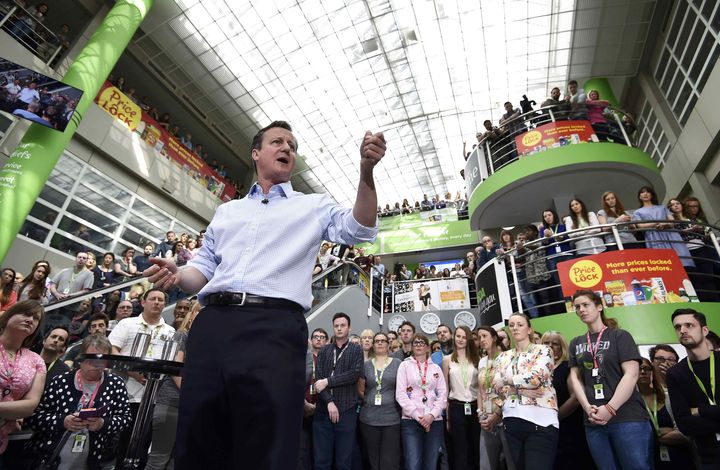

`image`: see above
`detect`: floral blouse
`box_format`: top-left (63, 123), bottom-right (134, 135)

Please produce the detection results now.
top-left (491, 343), bottom-right (557, 410)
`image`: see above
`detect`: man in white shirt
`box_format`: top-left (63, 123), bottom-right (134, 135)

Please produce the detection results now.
top-left (17, 81), bottom-right (40, 107)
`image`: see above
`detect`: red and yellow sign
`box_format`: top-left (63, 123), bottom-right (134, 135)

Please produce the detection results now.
top-left (515, 120), bottom-right (598, 156)
top-left (95, 82), bottom-right (236, 201)
top-left (558, 249), bottom-right (696, 311)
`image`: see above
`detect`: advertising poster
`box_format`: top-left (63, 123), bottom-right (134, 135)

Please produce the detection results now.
top-left (515, 120), bottom-right (599, 156)
top-left (474, 259), bottom-right (512, 326)
top-left (95, 82), bottom-right (236, 201)
top-left (558, 249), bottom-right (697, 312)
top-left (393, 278), bottom-right (471, 313)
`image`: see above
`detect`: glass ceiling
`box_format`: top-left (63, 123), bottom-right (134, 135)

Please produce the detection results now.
top-left (171, 0), bottom-right (576, 207)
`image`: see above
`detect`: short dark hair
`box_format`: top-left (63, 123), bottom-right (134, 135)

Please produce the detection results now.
top-left (332, 312), bottom-right (351, 326)
top-left (671, 308), bottom-right (707, 327)
top-left (75, 250), bottom-right (87, 257)
top-left (436, 323), bottom-right (452, 334)
top-left (483, 119), bottom-right (491, 125)
top-left (44, 325), bottom-right (69, 341)
top-left (89, 312), bottom-right (109, 327)
top-left (649, 344), bottom-right (679, 362)
top-left (568, 79), bottom-right (578, 86)
top-left (399, 320), bottom-right (415, 333)
top-left (143, 288), bottom-right (167, 302)
top-left (250, 121), bottom-right (295, 173)
top-left (311, 328), bottom-right (328, 339)
top-left (504, 101), bottom-right (512, 107)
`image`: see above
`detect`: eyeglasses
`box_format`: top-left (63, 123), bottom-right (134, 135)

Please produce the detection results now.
top-left (311, 335), bottom-right (327, 340)
top-left (639, 366), bottom-right (652, 372)
top-left (374, 339), bottom-right (388, 344)
top-left (653, 357), bottom-right (677, 364)
top-left (412, 341), bottom-right (427, 346)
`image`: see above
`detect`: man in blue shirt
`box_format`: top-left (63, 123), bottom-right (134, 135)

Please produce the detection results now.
top-left (146, 120), bottom-right (385, 470)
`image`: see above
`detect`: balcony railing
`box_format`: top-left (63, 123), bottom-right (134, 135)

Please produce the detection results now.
top-left (464, 102), bottom-right (636, 191)
top-left (0, 2), bottom-right (68, 66)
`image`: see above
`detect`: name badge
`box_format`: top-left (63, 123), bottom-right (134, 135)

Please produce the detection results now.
top-left (309, 383), bottom-right (316, 395)
top-left (555, 246), bottom-right (561, 254)
top-left (659, 445), bottom-right (670, 462)
top-left (593, 384), bottom-right (605, 400)
top-left (484, 399), bottom-right (493, 414)
top-left (591, 368), bottom-right (599, 377)
top-left (508, 395), bottom-right (518, 408)
top-left (63, 287), bottom-right (70, 295)
top-left (464, 403), bottom-right (472, 415)
top-left (72, 433), bottom-right (87, 453)
top-left (374, 393), bottom-right (382, 406)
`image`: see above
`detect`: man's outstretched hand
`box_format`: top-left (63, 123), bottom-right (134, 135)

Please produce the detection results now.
top-left (144, 257), bottom-right (179, 290)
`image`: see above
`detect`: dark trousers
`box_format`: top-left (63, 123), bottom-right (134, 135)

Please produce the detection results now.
top-left (359, 421), bottom-right (401, 470)
top-left (313, 408), bottom-right (358, 470)
top-left (503, 417), bottom-right (558, 470)
top-left (174, 304), bottom-right (307, 470)
top-left (448, 401), bottom-right (480, 470)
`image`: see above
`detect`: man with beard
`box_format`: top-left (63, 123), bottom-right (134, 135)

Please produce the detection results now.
top-left (667, 308), bottom-right (720, 467)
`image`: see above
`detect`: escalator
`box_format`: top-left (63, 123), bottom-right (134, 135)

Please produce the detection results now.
top-left (306, 261), bottom-right (383, 333)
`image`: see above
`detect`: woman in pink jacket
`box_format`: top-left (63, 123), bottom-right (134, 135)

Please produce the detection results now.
top-left (396, 333), bottom-right (447, 470)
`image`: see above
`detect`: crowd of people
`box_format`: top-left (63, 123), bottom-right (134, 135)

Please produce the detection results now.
top-left (465, 79), bottom-right (637, 170)
top-left (0, 59), bottom-right (80, 132)
top-left (106, 74), bottom-right (245, 198)
top-left (300, 302), bottom-right (720, 470)
top-left (377, 192), bottom-right (467, 218)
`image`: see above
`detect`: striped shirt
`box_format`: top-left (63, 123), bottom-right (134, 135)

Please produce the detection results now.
top-left (188, 181), bottom-right (377, 309)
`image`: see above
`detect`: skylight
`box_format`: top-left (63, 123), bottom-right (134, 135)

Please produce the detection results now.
top-left (172, 0), bottom-right (576, 207)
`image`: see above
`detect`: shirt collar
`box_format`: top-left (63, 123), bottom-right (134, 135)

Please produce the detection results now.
top-left (248, 181), bottom-right (295, 201)
top-left (139, 315), bottom-right (166, 328)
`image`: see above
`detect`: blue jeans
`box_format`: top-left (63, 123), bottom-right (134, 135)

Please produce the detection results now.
top-left (313, 408), bottom-right (358, 470)
top-left (401, 419), bottom-right (443, 470)
top-left (516, 269), bottom-right (538, 318)
top-left (585, 420), bottom-right (654, 470)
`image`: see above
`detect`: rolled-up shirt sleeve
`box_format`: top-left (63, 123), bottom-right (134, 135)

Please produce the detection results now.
top-left (187, 210), bottom-right (221, 281)
top-left (319, 195), bottom-right (377, 245)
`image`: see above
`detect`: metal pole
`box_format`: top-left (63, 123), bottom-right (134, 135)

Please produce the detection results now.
top-left (0, 6), bottom-right (17, 28)
top-left (509, 255), bottom-right (523, 314)
top-left (367, 268), bottom-right (373, 317)
top-left (711, 232), bottom-right (720, 258)
top-left (614, 112), bottom-right (631, 146)
top-left (612, 225), bottom-right (624, 250)
top-left (47, 44), bottom-right (63, 65)
top-left (486, 141), bottom-right (494, 175)
top-left (548, 108), bottom-right (555, 122)
top-left (380, 276), bottom-right (385, 316)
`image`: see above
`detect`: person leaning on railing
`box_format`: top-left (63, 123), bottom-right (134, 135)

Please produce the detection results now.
top-left (564, 198), bottom-right (606, 257)
top-left (597, 191), bottom-right (638, 251)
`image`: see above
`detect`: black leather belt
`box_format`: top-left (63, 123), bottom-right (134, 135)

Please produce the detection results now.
top-left (205, 292), bottom-right (302, 311)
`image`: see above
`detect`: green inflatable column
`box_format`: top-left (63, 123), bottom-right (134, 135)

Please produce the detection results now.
top-left (583, 77), bottom-right (619, 107)
top-left (0, 0), bottom-right (154, 264)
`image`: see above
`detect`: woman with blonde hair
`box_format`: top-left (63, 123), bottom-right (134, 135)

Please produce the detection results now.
top-left (360, 329), bottom-right (375, 360)
top-left (485, 313), bottom-right (559, 469)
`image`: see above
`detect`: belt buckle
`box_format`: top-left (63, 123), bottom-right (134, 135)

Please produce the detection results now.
top-left (228, 292), bottom-right (246, 306)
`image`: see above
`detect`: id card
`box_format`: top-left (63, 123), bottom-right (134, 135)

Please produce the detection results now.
top-left (464, 403), bottom-right (472, 415)
top-left (63, 287), bottom-right (70, 295)
top-left (374, 394), bottom-right (382, 406)
top-left (508, 396), bottom-right (518, 408)
top-left (71, 433), bottom-right (87, 453)
top-left (591, 368), bottom-right (599, 377)
top-left (484, 399), bottom-right (493, 414)
top-left (659, 445), bottom-right (670, 462)
top-left (593, 383), bottom-right (605, 400)
top-left (309, 383), bottom-right (316, 395)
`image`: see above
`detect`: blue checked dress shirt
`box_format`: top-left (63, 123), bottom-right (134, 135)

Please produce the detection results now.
top-left (187, 181), bottom-right (377, 309)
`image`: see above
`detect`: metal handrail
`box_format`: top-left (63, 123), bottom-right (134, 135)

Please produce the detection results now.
top-left (475, 102), bottom-right (634, 177)
top-left (43, 275), bottom-right (148, 312)
top-left (0, 3), bottom-right (66, 65)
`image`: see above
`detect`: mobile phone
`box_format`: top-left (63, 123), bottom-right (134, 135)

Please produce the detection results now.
top-left (78, 405), bottom-right (107, 419)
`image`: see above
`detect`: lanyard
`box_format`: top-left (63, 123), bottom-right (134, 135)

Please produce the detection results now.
top-left (416, 359), bottom-right (429, 401)
top-left (0, 343), bottom-right (19, 380)
top-left (332, 342), bottom-right (349, 376)
top-left (585, 327), bottom-right (608, 370)
top-left (688, 353), bottom-right (716, 405)
top-left (74, 370), bottom-right (102, 410)
top-left (458, 359), bottom-right (471, 390)
top-left (642, 392), bottom-right (660, 436)
top-left (373, 357), bottom-right (390, 391)
top-left (311, 354), bottom-right (317, 380)
top-left (484, 353), bottom-right (497, 390)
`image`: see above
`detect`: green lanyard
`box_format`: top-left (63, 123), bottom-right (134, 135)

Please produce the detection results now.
top-left (459, 359), bottom-right (471, 390)
top-left (643, 392), bottom-right (660, 437)
top-left (688, 353), bottom-right (716, 405)
top-left (373, 357), bottom-right (389, 393)
top-left (484, 353), bottom-right (497, 390)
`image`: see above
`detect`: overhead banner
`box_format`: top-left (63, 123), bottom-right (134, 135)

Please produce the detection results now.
top-left (95, 82), bottom-right (236, 202)
top-left (474, 259), bottom-right (512, 326)
top-left (515, 120), bottom-right (598, 156)
top-left (558, 248), bottom-right (697, 312)
top-left (393, 278), bottom-right (471, 313)
top-left (361, 219), bottom-right (477, 254)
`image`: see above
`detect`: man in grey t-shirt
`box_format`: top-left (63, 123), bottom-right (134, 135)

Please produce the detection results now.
top-left (45, 251), bottom-right (94, 336)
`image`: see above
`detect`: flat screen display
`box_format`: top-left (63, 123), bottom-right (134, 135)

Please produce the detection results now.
top-left (0, 57), bottom-right (83, 132)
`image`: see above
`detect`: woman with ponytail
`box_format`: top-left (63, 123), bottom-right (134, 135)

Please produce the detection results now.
top-left (568, 289), bottom-right (652, 469)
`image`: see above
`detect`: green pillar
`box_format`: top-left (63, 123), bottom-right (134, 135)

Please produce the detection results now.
top-left (0, 0), bottom-right (154, 264)
top-left (583, 77), bottom-right (619, 107)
